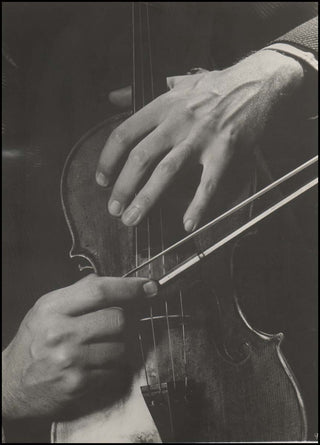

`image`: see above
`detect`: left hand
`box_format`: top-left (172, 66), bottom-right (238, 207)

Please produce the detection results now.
top-left (96, 50), bottom-right (303, 232)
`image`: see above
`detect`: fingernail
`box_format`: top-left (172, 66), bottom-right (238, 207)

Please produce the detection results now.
top-left (184, 219), bottom-right (196, 233)
top-left (96, 172), bottom-right (109, 187)
top-left (109, 200), bottom-right (122, 216)
top-left (122, 206), bottom-right (141, 226)
top-left (143, 281), bottom-right (158, 297)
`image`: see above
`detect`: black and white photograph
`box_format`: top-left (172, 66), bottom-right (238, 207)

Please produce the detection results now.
top-left (2, 2), bottom-right (318, 443)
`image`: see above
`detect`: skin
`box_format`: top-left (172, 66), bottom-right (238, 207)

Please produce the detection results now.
top-left (96, 50), bottom-right (304, 233)
top-left (2, 49), bottom-right (304, 424)
top-left (2, 274), bottom-right (158, 420)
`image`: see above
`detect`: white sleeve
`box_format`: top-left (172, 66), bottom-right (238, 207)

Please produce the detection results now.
top-left (264, 42), bottom-right (318, 72)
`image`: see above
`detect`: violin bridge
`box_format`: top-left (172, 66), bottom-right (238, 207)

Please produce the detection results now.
top-left (141, 380), bottom-right (202, 442)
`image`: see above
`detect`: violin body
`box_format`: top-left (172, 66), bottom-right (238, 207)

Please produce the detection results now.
top-left (54, 112), bottom-right (307, 442)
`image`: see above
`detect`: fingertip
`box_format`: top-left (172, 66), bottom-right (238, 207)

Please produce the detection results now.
top-left (108, 86), bottom-right (132, 109)
top-left (122, 206), bottom-right (141, 226)
top-left (142, 280), bottom-right (159, 298)
top-left (184, 219), bottom-right (197, 233)
top-left (100, 276), bottom-right (158, 299)
top-left (108, 200), bottom-right (123, 217)
top-left (96, 171), bottom-right (109, 187)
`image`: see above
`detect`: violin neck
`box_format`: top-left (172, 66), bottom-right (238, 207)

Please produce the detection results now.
top-left (132, 2), bottom-right (166, 112)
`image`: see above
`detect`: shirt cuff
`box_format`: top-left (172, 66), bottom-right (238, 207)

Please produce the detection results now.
top-left (263, 43), bottom-right (318, 72)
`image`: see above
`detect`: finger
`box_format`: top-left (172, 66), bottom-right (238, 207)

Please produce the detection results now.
top-left (74, 307), bottom-right (126, 342)
top-left (61, 368), bottom-right (120, 399)
top-left (183, 143), bottom-right (232, 232)
top-left (86, 368), bottom-right (122, 390)
top-left (166, 72), bottom-right (208, 90)
top-left (166, 75), bottom-right (191, 89)
top-left (55, 275), bottom-right (159, 316)
top-left (108, 123), bottom-right (172, 217)
top-left (80, 342), bottom-right (125, 368)
top-left (121, 141), bottom-right (194, 226)
top-left (108, 86), bottom-right (132, 109)
top-left (96, 95), bottom-right (166, 187)
top-left (84, 367), bottom-right (130, 400)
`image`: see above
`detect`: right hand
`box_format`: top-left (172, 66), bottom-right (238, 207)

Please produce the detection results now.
top-left (2, 274), bottom-right (158, 420)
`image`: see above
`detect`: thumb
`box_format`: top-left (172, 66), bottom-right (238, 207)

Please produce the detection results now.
top-left (108, 74), bottom-right (197, 107)
top-left (166, 75), bottom-right (191, 90)
top-left (108, 86), bottom-right (132, 109)
top-left (109, 69), bottom-right (210, 107)
top-left (167, 68), bottom-right (210, 90)
top-left (108, 77), bottom-right (189, 106)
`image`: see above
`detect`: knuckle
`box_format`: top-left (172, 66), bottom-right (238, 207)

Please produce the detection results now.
top-left (224, 127), bottom-right (237, 152)
top-left (45, 325), bottom-right (64, 346)
top-left (110, 126), bottom-right (128, 146)
top-left (33, 296), bottom-right (51, 316)
top-left (137, 193), bottom-right (151, 208)
top-left (108, 308), bottom-right (125, 334)
top-left (64, 369), bottom-right (86, 395)
top-left (182, 102), bottom-right (196, 119)
top-left (128, 148), bottom-right (149, 169)
top-left (203, 179), bottom-right (217, 195)
top-left (29, 340), bottom-right (43, 360)
top-left (23, 308), bottom-right (37, 333)
top-left (179, 141), bottom-right (194, 158)
top-left (86, 279), bottom-right (103, 301)
top-left (158, 159), bottom-right (178, 176)
top-left (26, 298), bottom-right (54, 333)
top-left (53, 346), bottom-right (75, 369)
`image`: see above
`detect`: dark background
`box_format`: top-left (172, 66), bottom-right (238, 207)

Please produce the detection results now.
top-left (2, 2), bottom-right (318, 442)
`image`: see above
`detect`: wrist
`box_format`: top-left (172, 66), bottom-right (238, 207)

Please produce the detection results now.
top-left (256, 48), bottom-right (304, 93)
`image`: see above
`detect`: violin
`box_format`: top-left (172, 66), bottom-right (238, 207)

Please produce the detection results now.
top-left (53, 3), bottom-right (317, 442)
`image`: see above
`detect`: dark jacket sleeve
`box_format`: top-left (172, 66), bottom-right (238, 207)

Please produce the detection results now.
top-left (274, 16), bottom-right (318, 56)
top-left (207, 2), bottom-right (318, 69)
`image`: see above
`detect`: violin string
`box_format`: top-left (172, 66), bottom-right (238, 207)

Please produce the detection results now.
top-left (148, 2), bottom-right (177, 392)
top-left (165, 300), bottom-right (176, 388)
top-left (124, 155), bottom-right (318, 277)
top-left (146, 3), bottom-right (155, 99)
top-left (179, 289), bottom-right (188, 392)
top-left (176, 251), bottom-right (188, 391)
top-left (139, 3), bottom-right (145, 107)
top-left (132, 2), bottom-right (136, 113)
top-left (138, 333), bottom-right (151, 390)
top-left (147, 0), bottom-right (176, 389)
top-left (160, 209), bottom-right (176, 388)
top-left (147, 7), bottom-right (175, 431)
top-left (249, 166), bottom-right (258, 219)
top-left (141, 1), bottom-right (161, 392)
top-left (147, 196), bottom-right (161, 391)
top-left (132, 2), bottom-right (150, 393)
